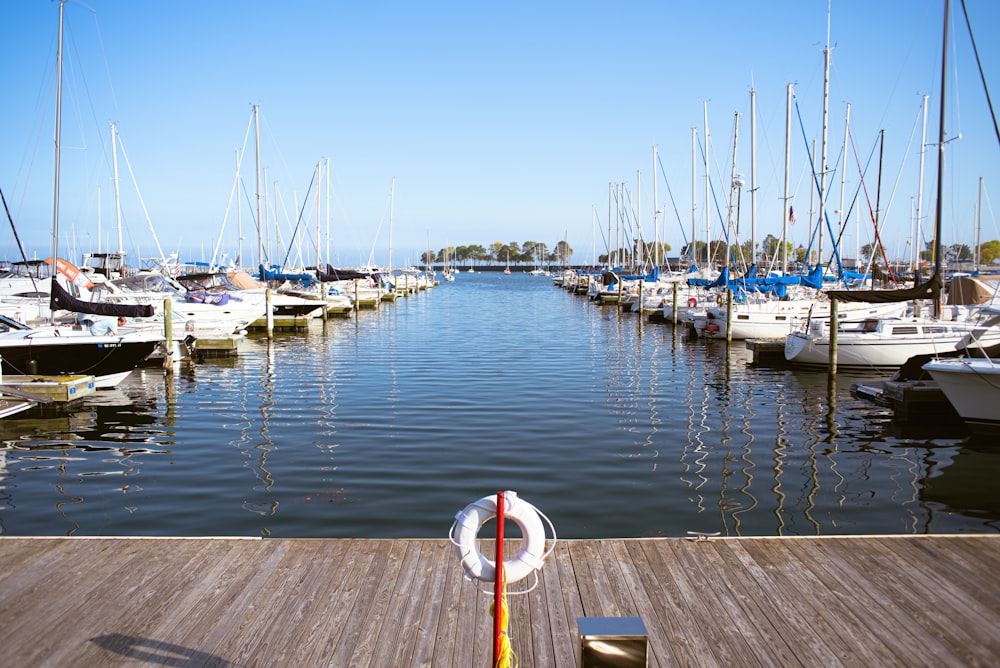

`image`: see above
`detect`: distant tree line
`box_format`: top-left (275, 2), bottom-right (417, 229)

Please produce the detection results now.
top-left (421, 240), bottom-right (573, 266)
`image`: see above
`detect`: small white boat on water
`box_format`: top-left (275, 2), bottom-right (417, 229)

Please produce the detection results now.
top-left (784, 306), bottom-right (1000, 369)
top-left (922, 306), bottom-right (1000, 435)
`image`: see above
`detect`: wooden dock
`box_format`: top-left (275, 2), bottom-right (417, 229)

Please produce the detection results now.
top-left (1, 535), bottom-right (998, 666)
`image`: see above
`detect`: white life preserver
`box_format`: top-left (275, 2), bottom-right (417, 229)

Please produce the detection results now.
top-left (451, 492), bottom-right (546, 584)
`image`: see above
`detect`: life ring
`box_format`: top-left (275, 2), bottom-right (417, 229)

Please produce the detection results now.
top-left (451, 492), bottom-right (546, 584)
top-left (687, 297), bottom-right (697, 308)
top-left (716, 294), bottom-right (724, 306)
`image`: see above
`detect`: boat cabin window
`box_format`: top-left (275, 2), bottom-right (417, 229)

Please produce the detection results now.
top-left (862, 319), bottom-right (879, 333)
top-left (891, 326), bottom-right (919, 335)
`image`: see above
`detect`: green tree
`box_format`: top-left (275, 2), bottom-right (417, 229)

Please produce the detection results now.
top-left (761, 234), bottom-right (793, 265)
top-left (553, 240), bottom-right (573, 265)
top-left (977, 239), bottom-right (1000, 264)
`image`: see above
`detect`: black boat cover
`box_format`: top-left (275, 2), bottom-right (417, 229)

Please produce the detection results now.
top-left (49, 278), bottom-right (154, 318)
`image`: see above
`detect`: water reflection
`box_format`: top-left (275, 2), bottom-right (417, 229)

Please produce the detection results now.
top-left (1, 274), bottom-right (997, 538)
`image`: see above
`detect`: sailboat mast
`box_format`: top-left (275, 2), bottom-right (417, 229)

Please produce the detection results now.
top-left (932, 0), bottom-right (949, 283)
top-left (750, 89), bottom-right (757, 269)
top-left (315, 160), bottom-right (322, 270)
top-left (975, 177), bottom-right (983, 270)
top-left (388, 176), bottom-right (395, 271)
top-left (607, 182), bottom-right (612, 270)
top-left (691, 127), bottom-right (697, 269)
top-left (636, 169), bottom-right (641, 271)
top-left (818, 10), bottom-right (832, 270)
top-left (51, 0), bottom-right (66, 274)
top-left (703, 102), bottom-right (711, 268)
top-left (839, 103), bottom-right (850, 267)
top-left (652, 146), bottom-right (659, 269)
top-left (782, 83), bottom-right (792, 274)
top-left (726, 111), bottom-right (740, 272)
top-left (254, 104), bottom-right (263, 269)
top-left (110, 123), bottom-right (124, 254)
top-left (914, 95), bottom-right (929, 275)
top-left (236, 149), bottom-right (243, 268)
top-left (325, 157), bottom-right (331, 269)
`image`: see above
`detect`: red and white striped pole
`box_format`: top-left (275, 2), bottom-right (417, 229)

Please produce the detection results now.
top-left (493, 490), bottom-right (505, 666)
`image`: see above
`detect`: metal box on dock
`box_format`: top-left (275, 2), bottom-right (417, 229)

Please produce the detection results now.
top-left (578, 616), bottom-right (648, 667)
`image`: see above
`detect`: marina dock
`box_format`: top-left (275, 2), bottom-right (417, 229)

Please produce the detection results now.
top-left (1, 534), bottom-right (997, 666)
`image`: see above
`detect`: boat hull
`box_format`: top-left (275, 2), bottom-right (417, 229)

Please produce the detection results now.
top-left (0, 330), bottom-right (162, 379)
top-left (785, 317), bottom-right (1000, 369)
top-left (923, 359), bottom-right (1000, 434)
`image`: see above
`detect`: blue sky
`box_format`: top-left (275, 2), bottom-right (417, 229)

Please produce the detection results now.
top-left (3, 0), bottom-right (998, 269)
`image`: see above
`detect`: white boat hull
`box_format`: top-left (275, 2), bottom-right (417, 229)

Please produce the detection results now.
top-left (785, 316), bottom-right (1000, 369)
top-left (923, 358), bottom-right (1000, 433)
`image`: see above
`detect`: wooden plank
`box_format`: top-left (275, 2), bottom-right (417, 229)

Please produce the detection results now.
top-left (610, 540), bottom-right (681, 668)
top-left (859, 539), bottom-right (998, 666)
top-left (2, 536), bottom-right (999, 667)
top-left (433, 542), bottom-right (472, 668)
top-left (296, 539), bottom-right (383, 665)
top-left (727, 539), bottom-right (854, 666)
top-left (689, 539), bottom-right (804, 667)
top-left (651, 539), bottom-right (758, 666)
top-left (532, 542), bottom-right (576, 667)
top-left (774, 536), bottom-right (936, 666)
top-left (404, 540), bottom-right (455, 667)
top-left (338, 539), bottom-right (409, 665)
top-left (371, 541), bottom-right (432, 667)
top-left (636, 539), bottom-right (728, 668)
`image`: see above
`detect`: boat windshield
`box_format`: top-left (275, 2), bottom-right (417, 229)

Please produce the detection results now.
top-left (176, 273), bottom-right (239, 292)
top-left (0, 313), bottom-right (31, 332)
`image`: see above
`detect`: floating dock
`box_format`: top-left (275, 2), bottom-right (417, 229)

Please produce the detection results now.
top-left (746, 338), bottom-right (787, 365)
top-left (1, 535), bottom-right (997, 666)
top-left (192, 334), bottom-right (246, 359)
top-left (0, 374), bottom-right (95, 402)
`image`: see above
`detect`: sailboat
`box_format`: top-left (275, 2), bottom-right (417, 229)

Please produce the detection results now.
top-left (921, 306), bottom-right (1000, 434)
top-left (0, 1), bottom-right (163, 388)
top-left (782, 0), bottom-right (998, 369)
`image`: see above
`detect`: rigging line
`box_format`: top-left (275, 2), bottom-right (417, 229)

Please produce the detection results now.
top-left (115, 130), bottom-right (166, 261)
top-left (655, 152), bottom-right (690, 249)
top-left (959, 0), bottom-right (1000, 148)
top-left (871, 103), bottom-right (924, 274)
top-left (828, 134), bottom-right (879, 268)
top-left (696, 136), bottom-right (730, 244)
top-left (793, 98), bottom-right (845, 274)
top-left (847, 125), bottom-right (892, 278)
top-left (279, 169), bottom-right (317, 269)
top-left (210, 111), bottom-right (255, 270)
top-left (0, 187), bottom-right (40, 294)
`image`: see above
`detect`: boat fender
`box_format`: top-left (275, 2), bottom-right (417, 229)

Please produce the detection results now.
top-left (451, 492), bottom-right (546, 584)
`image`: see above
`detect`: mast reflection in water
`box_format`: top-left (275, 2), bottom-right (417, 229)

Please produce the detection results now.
top-left (0, 273), bottom-right (995, 538)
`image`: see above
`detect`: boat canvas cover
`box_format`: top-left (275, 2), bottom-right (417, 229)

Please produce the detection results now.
top-left (947, 276), bottom-right (994, 305)
top-left (49, 278), bottom-right (154, 318)
top-left (826, 272), bottom-right (943, 304)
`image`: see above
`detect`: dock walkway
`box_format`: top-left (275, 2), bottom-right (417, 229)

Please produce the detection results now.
top-left (1, 535), bottom-right (998, 666)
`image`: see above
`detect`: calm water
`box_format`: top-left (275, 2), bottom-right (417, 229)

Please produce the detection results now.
top-left (1, 272), bottom-right (997, 539)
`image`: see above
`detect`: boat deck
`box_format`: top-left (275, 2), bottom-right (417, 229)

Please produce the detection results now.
top-left (1, 535), bottom-right (997, 666)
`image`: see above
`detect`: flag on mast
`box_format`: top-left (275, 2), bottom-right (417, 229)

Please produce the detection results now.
top-left (788, 206), bottom-right (796, 224)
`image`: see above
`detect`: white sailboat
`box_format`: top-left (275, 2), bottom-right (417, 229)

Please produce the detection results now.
top-left (0, 1), bottom-right (164, 389)
top-left (784, 0), bottom-right (980, 370)
top-left (922, 307), bottom-right (1000, 434)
